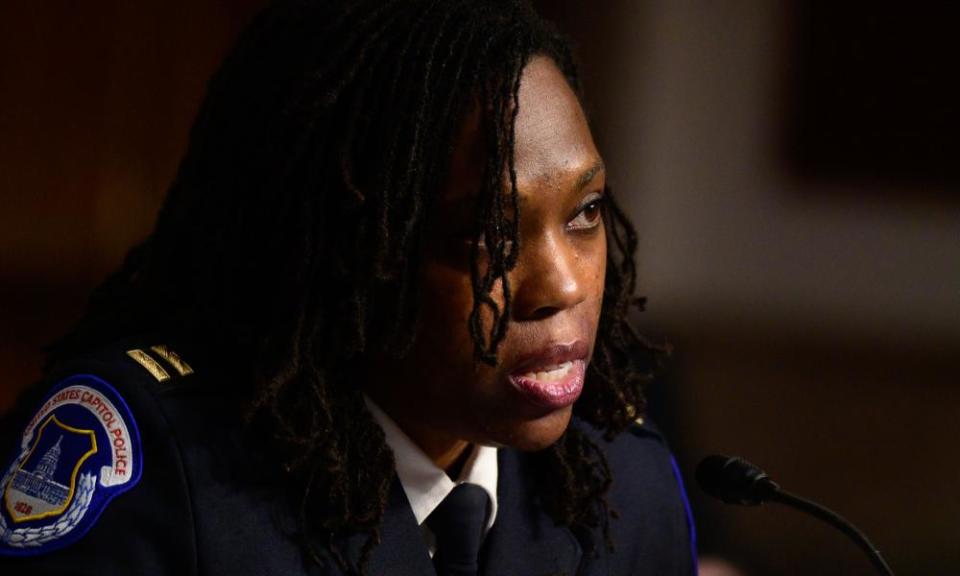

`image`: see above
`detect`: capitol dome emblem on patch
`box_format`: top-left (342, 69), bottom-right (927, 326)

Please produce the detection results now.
top-left (0, 375), bottom-right (142, 555)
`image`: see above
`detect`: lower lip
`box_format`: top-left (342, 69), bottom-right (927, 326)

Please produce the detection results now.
top-left (507, 359), bottom-right (586, 410)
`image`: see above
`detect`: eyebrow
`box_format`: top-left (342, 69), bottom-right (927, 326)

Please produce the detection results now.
top-left (576, 160), bottom-right (606, 191)
top-left (442, 159), bottom-right (607, 214)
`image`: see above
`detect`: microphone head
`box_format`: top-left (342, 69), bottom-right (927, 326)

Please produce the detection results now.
top-left (696, 455), bottom-right (780, 506)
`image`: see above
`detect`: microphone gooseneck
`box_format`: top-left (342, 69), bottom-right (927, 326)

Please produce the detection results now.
top-left (696, 455), bottom-right (896, 576)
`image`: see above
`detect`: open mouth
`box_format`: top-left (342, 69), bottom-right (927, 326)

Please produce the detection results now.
top-left (517, 360), bottom-right (576, 382)
top-left (508, 358), bottom-right (586, 409)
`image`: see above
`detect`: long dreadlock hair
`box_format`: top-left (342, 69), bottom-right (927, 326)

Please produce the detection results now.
top-left (48, 0), bottom-right (661, 572)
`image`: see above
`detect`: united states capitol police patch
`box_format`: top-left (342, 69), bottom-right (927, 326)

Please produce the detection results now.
top-left (0, 375), bottom-right (142, 555)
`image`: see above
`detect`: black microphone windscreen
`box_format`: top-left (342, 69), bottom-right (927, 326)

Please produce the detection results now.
top-left (696, 454), bottom-right (776, 505)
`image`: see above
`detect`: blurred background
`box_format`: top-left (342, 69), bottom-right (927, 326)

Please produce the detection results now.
top-left (1, 1), bottom-right (957, 574)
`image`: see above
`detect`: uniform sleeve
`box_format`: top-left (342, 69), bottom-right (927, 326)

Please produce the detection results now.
top-left (0, 369), bottom-right (198, 575)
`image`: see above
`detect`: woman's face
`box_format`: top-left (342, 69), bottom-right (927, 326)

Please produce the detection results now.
top-left (365, 56), bottom-right (607, 463)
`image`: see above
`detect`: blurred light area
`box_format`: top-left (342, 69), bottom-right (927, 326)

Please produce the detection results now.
top-left (590, 0), bottom-right (959, 343)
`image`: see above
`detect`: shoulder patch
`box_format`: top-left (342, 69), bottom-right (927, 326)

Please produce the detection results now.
top-left (0, 375), bottom-right (142, 556)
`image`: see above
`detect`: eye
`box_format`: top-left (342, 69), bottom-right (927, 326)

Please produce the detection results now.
top-left (568, 192), bottom-right (606, 231)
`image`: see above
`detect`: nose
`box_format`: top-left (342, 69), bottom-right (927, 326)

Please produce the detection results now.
top-left (510, 231), bottom-right (587, 321)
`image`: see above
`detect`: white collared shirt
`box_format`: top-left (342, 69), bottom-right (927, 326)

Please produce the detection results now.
top-left (364, 397), bottom-right (499, 557)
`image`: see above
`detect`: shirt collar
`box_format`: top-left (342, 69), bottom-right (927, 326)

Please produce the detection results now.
top-left (364, 396), bottom-right (499, 534)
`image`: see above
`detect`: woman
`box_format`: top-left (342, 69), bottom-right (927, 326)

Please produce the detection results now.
top-left (0, 1), bottom-right (696, 574)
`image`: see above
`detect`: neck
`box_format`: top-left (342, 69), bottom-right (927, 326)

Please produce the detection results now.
top-left (394, 415), bottom-right (471, 472)
top-left (365, 391), bottom-right (470, 472)
top-left (431, 438), bottom-right (472, 473)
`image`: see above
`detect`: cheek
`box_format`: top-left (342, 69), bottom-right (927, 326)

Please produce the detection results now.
top-left (416, 263), bottom-right (474, 362)
top-left (406, 261), bottom-right (509, 439)
top-left (417, 256), bottom-right (509, 357)
top-left (412, 259), bottom-right (503, 401)
top-left (585, 228), bottom-right (608, 325)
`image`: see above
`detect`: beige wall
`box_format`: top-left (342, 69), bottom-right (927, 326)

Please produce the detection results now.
top-left (607, 1), bottom-right (959, 342)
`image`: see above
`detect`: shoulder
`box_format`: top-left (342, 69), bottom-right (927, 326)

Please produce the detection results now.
top-left (0, 341), bottom-right (201, 567)
top-left (571, 415), bottom-right (680, 498)
top-left (571, 417), bottom-right (697, 576)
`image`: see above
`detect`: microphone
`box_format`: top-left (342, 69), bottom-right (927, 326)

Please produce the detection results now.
top-left (696, 455), bottom-right (896, 576)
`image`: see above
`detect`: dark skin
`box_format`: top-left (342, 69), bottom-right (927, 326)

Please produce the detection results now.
top-left (364, 56), bottom-right (607, 471)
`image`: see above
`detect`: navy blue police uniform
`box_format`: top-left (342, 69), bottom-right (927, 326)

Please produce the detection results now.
top-left (0, 340), bottom-right (696, 575)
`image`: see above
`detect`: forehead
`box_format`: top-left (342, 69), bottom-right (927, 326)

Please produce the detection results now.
top-left (512, 56), bottom-right (600, 192)
top-left (440, 56), bottom-right (601, 207)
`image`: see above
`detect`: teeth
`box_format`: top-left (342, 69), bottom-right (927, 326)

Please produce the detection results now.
top-left (522, 360), bottom-right (573, 382)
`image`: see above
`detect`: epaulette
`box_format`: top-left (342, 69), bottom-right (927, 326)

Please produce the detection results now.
top-left (123, 344), bottom-right (195, 384)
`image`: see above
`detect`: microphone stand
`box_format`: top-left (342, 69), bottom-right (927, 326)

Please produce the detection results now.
top-left (697, 455), bottom-right (897, 576)
top-left (768, 488), bottom-right (896, 576)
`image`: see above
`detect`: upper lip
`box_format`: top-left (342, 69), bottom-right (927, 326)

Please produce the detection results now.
top-left (508, 340), bottom-right (590, 376)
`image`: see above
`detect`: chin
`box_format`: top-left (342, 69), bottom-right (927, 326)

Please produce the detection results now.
top-left (484, 405), bottom-right (574, 452)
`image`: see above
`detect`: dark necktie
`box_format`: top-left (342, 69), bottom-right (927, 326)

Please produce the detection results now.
top-left (425, 483), bottom-right (490, 576)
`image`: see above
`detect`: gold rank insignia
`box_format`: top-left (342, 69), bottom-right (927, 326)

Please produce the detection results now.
top-left (125, 345), bottom-right (194, 382)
